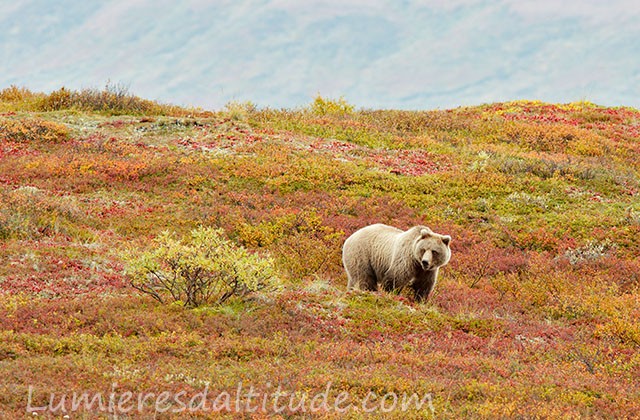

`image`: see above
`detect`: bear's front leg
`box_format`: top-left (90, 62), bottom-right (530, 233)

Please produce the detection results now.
top-left (380, 267), bottom-right (406, 293)
top-left (411, 269), bottom-right (438, 302)
top-left (381, 277), bottom-right (401, 293)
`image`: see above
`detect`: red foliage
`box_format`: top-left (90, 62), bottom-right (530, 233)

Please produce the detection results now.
top-left (0, 139), bottom-right (39, 159)
top-left (0, 240), bottom-right (127, 297)
top-left (452, 241), bottom-right (530, 279)
top-left (370, 149), bottom-right (452, 176)
top-left (308, 138), bottom-right (453, 176)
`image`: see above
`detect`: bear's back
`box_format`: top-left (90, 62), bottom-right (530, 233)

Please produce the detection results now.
top-left (343, 224), bottom-right (403, 275)
top-left (346, 224), bottom-right (402, 248)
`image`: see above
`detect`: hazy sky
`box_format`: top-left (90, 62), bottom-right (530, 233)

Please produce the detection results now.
top-left (1, 0), bottom-right (639, 110)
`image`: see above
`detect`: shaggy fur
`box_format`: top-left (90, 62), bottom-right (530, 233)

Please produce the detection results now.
top-left (342, 224), bottom-right (451, 301)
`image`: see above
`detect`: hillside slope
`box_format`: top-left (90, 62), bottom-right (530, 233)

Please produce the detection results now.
top-left (1, 91), bottom-right (639, 418)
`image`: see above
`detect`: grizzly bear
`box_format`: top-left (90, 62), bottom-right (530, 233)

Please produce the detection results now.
top-left (342, 224), bottom-right (451, 301)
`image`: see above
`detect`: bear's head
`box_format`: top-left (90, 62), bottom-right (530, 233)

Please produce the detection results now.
top-left (413, 227), bottom-right (451, 271)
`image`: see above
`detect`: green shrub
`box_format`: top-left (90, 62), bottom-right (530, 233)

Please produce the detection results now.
top-left (123, 226), bottom-right (279, 307)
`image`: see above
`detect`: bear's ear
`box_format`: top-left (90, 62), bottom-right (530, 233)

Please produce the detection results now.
top-left (420, 228), bottom-right (431, 238)
top-left (442, 235), bottom-right (451, 246)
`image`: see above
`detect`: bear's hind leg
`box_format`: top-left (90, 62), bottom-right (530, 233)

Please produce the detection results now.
top-left (347, 263), bottom-right (378, 291)
top-left (347, 275), bottom-right (378, 291)
top-left (361, 275), bottom-right (378, 291)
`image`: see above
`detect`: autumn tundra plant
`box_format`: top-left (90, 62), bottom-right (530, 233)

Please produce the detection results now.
top-left (0, 117), bottom-right (69, 143)
top-left (123, 226), bottom-right (279, 307)
top-left (42, 83), bottom-right (161, 115)
top-left (309, 95), bottom-right (355, 115)
top-left (0, 83), bottom-right (186, 115)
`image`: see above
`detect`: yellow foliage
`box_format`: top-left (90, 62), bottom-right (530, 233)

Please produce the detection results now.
top-left (594, 318), bottom-right (640, 345)
top-left (309, 95), bottom-right (355, 115)
top-left (41, 87), bottom-right (73, 111)
top-left (0, 117), bottom-right (69, 143)
top-left (502, 121), bottom-right (607, 156)
top-left (0, 85), bottom-right (35, 102)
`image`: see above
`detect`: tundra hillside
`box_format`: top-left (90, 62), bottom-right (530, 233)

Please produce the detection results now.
top-left (0, 86), bottom-right (639, 418)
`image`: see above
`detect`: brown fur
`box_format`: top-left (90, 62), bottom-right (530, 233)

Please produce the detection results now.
top-left (342, 224), bottom-right (451, 301)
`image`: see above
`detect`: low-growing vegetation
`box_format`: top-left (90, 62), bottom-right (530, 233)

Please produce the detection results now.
top-left (0, 90), bottom-right (638, 418)
top-left (0, 84), bottom-right (198, 116)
